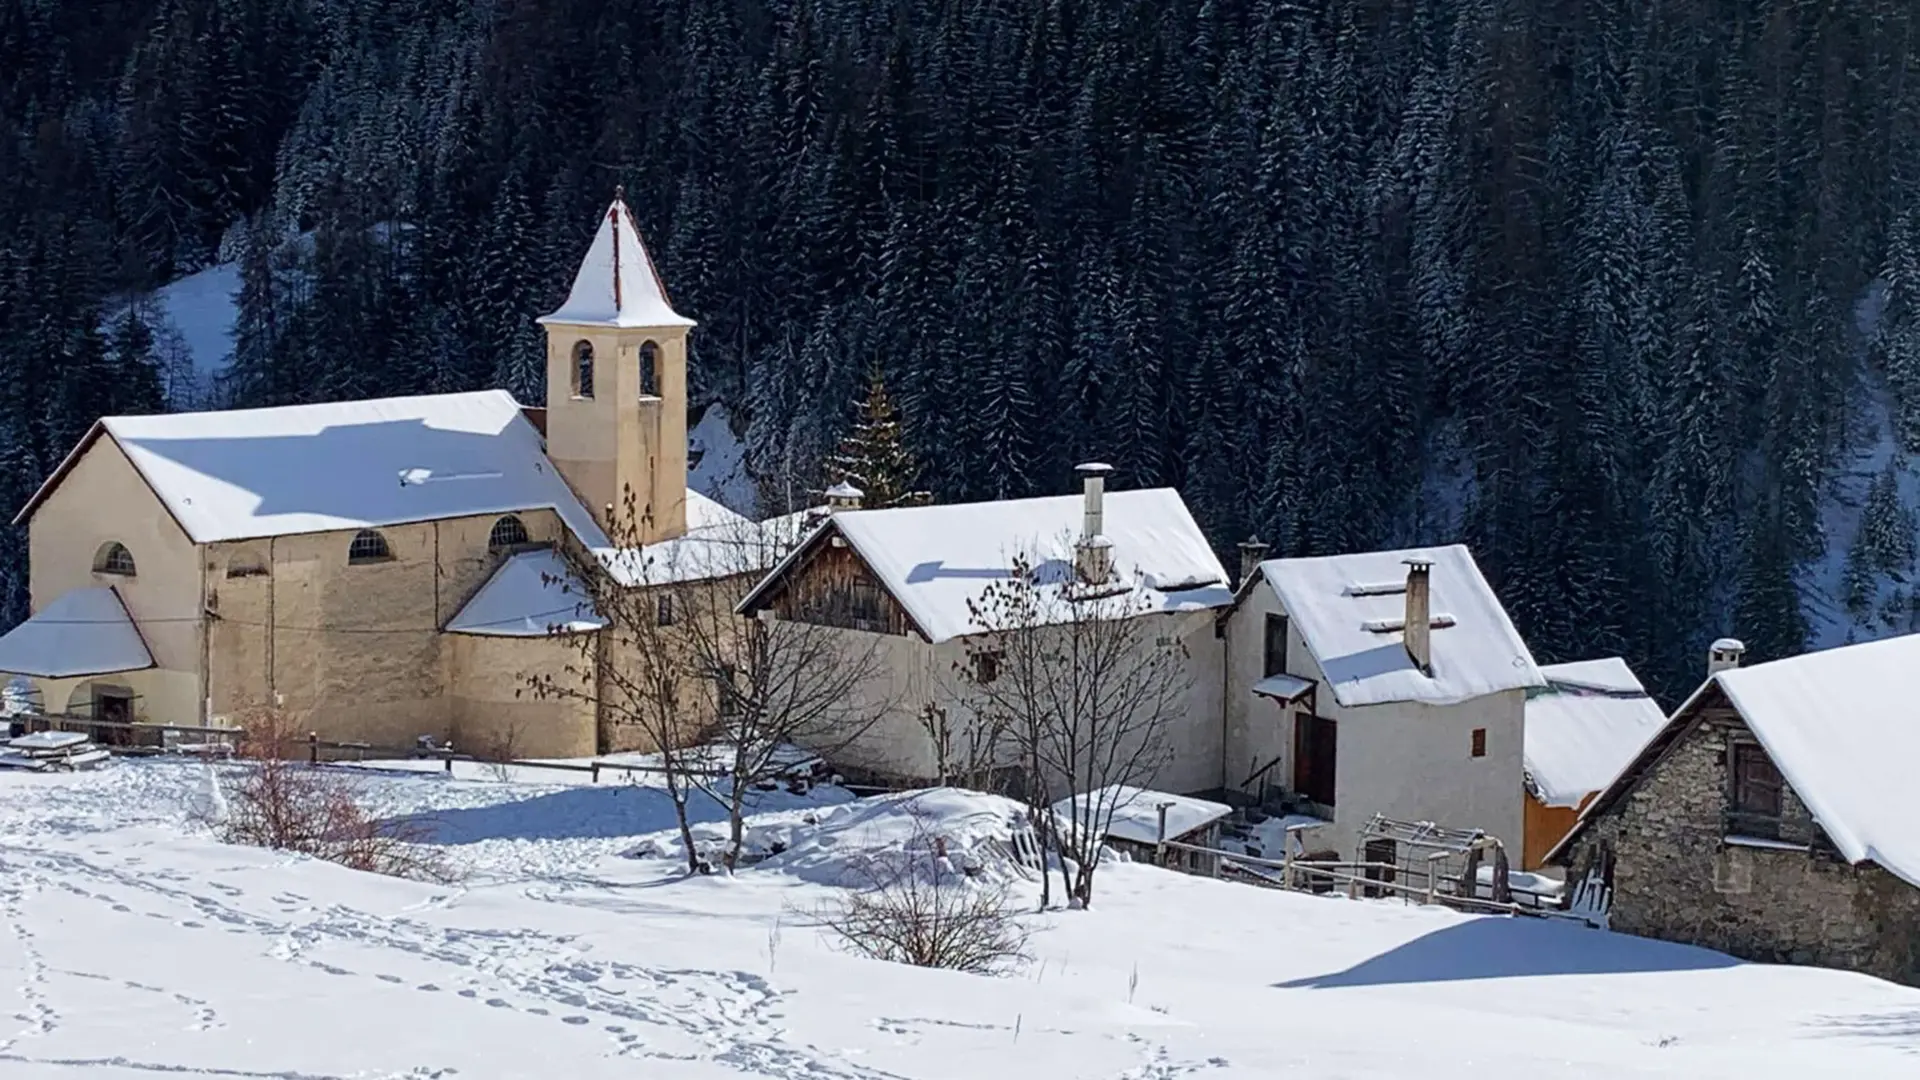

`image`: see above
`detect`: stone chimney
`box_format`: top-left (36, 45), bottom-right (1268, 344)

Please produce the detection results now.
top-left (825, 480), bottom-right (864, 512)
top-left (1708, 637), bottom-right (1746, 677)
top-left (1403, 557), bottom-right (1433, 675)
top-left (1237, 537), bottom-right (1269, 588)
top-left (1075, 462), bottom-right (1115, 585)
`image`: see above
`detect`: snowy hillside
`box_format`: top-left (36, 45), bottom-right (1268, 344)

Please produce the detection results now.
top-left (689, 403), bottom-right (758, 517)
top-left (3, 761), bottom-right (1918, 1078)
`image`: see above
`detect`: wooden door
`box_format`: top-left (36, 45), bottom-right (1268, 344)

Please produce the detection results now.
top-left (1292, 715), bottom-right (1337, 809)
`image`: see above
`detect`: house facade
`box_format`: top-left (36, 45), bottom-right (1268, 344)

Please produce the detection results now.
top-left (736, 468), bottom-right (1233, 794)
top-left (0, 194), bottom-right (750, 759)
top-left (1222, 546), bottom-right (1542, 860)
top-left (1552, 637), bottom-right (1920, 986)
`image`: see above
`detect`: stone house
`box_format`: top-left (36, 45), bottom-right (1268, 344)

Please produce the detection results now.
top-left (735, 465), bottom-right (1235, 793)
top-left (1221, 545), bottom-right (1544, 860)
top-left (1551, 637), bottom-right (1920, 986)
top-left (0, 194), bottom-right (760, 759)
top-left (1519, 657), bottom-right (1666, 869)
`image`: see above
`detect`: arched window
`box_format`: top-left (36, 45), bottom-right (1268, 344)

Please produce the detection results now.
top-left (226, 549), bottom-right (268, 579)
top-left (93, 542), bottom-right (136, 576)
top-left (489, 515), bottom-right (529, 551)
top-left (572, 340), bottom-right (595, 399)
top-left (348, 529), bottom-right (392, 564)
top-left (640, 340), bottom-right (660, 398)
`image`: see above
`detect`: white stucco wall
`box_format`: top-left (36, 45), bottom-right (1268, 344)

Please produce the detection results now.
top-left (1224, 580), bottom-right (1527, 860)
top-left (801, 606), bottom-right (1226, 796)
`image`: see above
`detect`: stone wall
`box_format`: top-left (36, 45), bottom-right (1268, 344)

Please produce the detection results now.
top-left (1567, 685), bottom-right (1920, 986)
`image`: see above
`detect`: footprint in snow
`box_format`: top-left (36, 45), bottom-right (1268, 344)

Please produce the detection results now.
top-left (417, 984), bottom-right (440, 992)
top-left (457, 989), bottom-right (478, 999)
top-left (376, 974), bottom-right (404, 984)
top-left (179, 920), bottom-right (203, 929)
top-left (484, 998), bottom-right (511, 1009)
top-left (561, 1015), bottom-right (590, 1025)
top-left (110, 904), bottom-right (130, 913)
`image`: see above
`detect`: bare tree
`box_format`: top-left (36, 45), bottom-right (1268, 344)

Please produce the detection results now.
top-left (665, 517), bottom-right (900, 870)
top-left (957, 545), bottom-right (1190, 908)
top-left (816, 803), bottom-right (1032, 974)
top-left (219, 707), bottom-right (450, 882)
top-left (527, 488), bottom-right (714, 875)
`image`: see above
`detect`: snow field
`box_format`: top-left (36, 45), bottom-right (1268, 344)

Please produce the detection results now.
top-left (1, 760), bottom-right (1918, 1078)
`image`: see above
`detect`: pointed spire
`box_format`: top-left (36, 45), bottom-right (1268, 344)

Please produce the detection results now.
top-left (538, 188), bottom-right (694, 329)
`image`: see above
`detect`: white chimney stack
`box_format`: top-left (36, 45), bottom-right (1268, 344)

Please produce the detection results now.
top-left (1403, 557), bottom-right (1433, 675)
top-left (825, 480), bottom-right (864, 512)
top-left (1708, 637), bottom-right (1746, 677)
top-left (1075, 462), bottom-right (1115, 586)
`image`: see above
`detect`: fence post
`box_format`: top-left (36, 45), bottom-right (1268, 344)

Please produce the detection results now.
top-left (308, 732), bottom-right (319, 765)
top-left (444, 744), bottom-right (455, 774)
top-left (591, 761), bottom-right (601, 784)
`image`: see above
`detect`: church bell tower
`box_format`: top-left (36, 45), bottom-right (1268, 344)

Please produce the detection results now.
top-left (537, 188), bottom-right (694, 544)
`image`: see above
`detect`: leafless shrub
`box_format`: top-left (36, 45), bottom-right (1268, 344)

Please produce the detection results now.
top-left (220, 708), bottom-right (452, 882)
top-left (472, 720), bottom-right (524, 783)
top-left (817, 810), bottom-right (1032, 975)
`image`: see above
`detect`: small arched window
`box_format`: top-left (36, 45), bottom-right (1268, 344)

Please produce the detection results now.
top-left (226, 549), bottom-right (268, 579)
top-left (572, 340), bottom-right (595, 399)
top-left (640, 340), bottom-right (660, 398)
top-left (348, 529), bottom-right (392, 564)
top-left (489, 515), bottom-right (530, 551)
top-left (93, 542), bottom-right (136, 576)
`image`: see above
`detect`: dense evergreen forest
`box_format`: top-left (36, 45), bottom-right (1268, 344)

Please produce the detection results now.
top-left (6, 0), bottom-right (1920, 702)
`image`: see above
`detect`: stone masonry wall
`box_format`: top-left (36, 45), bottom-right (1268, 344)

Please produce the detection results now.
top-left (1567, 688), bottom-right (1920, 986)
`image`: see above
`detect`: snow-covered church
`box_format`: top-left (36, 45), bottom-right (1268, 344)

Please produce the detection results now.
top-left (0, 194), bottom-right (748, 757)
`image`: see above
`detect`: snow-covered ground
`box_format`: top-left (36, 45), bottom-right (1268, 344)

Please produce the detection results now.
top-left (3, 760), bottom-right (1919, 1078)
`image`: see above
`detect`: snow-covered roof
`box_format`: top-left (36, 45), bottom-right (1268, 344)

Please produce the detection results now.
top-left (598, 505), bottom-right (819, 588)
top-left (1055, 786), bottom-right (1232, 846)
top-left (20, 390), bottom-right (615, 547)
top-left (446, 550), bottom-right (605, 637)
top-left (1257, 544), bottom-right (1542, 708)
top-left (1251, 672), bottom-right (1314, 703)
top-left (1708, 636), bottom-right (1920, 886)
top-left (0, 588), bottom-right (153, 678)
top-left (1524, 658), bottom-right (1666, 809)
top-left (537, 196), bottom-right (693, 329)
top-left (741, 489), bottom-right (1231, 643)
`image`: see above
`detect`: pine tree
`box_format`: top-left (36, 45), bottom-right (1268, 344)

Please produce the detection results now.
top-left (825, 368), bottom-right (929, 509)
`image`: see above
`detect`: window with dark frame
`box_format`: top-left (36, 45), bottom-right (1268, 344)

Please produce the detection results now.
top-left (93, 542), bottom-right (136, 576)
top-left (1729, 741), bottom-right (1785, 838)
top-left (573, 340), bottom-right (595, 398)
top-left (640, 341), bottom-right (660, 398)
top-left (656, 594), bottom-right (674, 626)
top-left (348, 529), bottom-right (392, 564)
top-left (489, 515), bottom-right (529, 551)
top-left (1264, 612), bottom-right (1290, 678)
top-left (975, 651), bottom-right (1001, 684)
top-left (1470, 728), bottom-right (1487, 758)
top-left (714, 664), bottom-right (740, 718)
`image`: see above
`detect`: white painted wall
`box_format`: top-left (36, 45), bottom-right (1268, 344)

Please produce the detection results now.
top-left (801, 606), bottom-right (1226, 796)
top-left (1223, 578), bottom-right (1527, 860)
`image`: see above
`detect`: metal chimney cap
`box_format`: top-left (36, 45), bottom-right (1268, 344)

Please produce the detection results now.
top-left (1075, 462), bottom-right (1115, 476)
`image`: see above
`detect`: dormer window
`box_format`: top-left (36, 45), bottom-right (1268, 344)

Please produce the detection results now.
top-left (93, 542), bottom-right (136, 576)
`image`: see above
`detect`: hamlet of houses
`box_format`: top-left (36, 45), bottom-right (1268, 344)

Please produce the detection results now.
top-left (3, 193), bottom-right (1918, 988)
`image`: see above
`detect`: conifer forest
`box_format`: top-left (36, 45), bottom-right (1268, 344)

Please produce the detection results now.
top-left (6, 0), bottom-right (1920, 703)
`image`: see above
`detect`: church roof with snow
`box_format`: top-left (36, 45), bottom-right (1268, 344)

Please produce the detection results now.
top-left (537, 193), bottom-right (693, 329)
top-left (738, 488), bottom-right (1233, 644)
top-left (17, 390), bottom-right (614, 546)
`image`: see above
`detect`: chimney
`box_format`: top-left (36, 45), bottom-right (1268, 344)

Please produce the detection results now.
top-left (825, 480), bottom-right (864, 512)
top-left (1708, 637), bottom-right (1746, 677)
top-left (1237, 537), bottom-right (1269, 588)
top-left (1075, 462), bottom-right (1115, 585)
top-left (1403, 557), bottom-right (1433, 675)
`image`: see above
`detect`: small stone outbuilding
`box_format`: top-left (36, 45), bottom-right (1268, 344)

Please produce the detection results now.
top-left (1552, 637), bottom-right (1920, 986)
